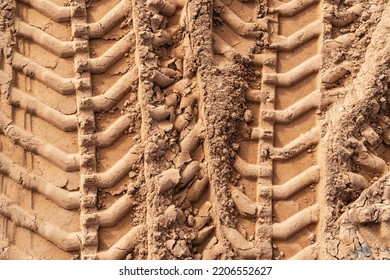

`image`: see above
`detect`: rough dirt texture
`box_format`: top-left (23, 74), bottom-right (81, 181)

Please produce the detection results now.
top-left (0, 0), bottom-right (389, 260)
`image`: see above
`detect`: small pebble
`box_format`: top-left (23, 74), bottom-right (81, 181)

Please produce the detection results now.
top-left (369, 4), bottom-right (379, 13)
top-left (244, 110), bottom-right (253, 123)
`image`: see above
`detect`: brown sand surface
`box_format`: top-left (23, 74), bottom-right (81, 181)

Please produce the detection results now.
top-left (0, 0), bottom-right (389, 260)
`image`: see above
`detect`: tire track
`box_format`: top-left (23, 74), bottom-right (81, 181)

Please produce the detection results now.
top-left (85, 0), bottom-right (145, 260)
top-left (267, 0), bottom-right (322, 259)
top-left (0, 0), bottom-right (144, 260)
top-left (212, 0), bottom-right (274, 259)
top-left (1, 0), bottom-right (80, 259)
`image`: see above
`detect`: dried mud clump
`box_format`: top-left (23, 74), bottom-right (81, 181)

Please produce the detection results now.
top-left (0, 1), bottom-right (13, 29)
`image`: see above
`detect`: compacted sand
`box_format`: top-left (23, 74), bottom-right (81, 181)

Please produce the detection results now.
top-left (0, 0), bottom-right (389, 260)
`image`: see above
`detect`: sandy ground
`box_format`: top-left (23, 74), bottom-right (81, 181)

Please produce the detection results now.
top-left (0, 0), bottom-right (389, 260)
